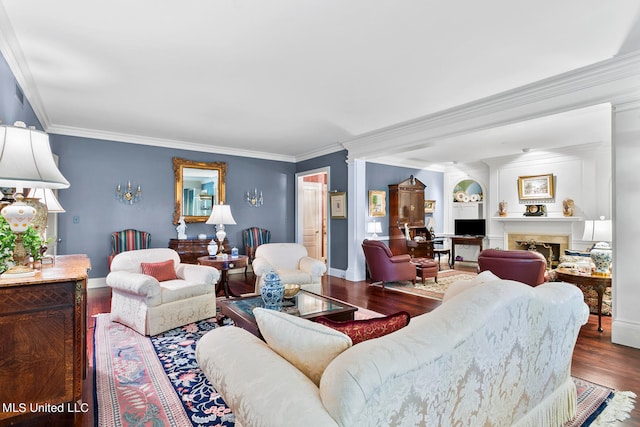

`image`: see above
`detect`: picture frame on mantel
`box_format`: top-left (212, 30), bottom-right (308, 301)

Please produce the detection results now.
top-left (330, 191), bottom-right (347, 219)
top-left (517, 174), bottom-right (555, 201)
top-left (368, 190), bottom-right (386, 217)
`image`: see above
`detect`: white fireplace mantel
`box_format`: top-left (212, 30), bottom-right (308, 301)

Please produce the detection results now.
top-left (492, 215), bottom-right (583, 222)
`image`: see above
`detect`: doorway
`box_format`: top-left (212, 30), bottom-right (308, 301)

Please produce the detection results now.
top-left (296, 168), bottom-right (328, 265)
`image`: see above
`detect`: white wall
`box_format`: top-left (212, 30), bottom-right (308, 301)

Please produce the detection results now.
top-left (483, 143), bottom-right (611, 251)
top-left (612, 102), bottom-right (640, 349)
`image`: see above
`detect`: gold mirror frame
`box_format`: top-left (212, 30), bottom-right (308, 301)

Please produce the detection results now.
top-left (173, 157), bottom-right (227, 224)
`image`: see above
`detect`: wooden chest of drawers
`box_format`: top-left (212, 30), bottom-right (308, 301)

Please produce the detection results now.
top-left (0, 255), bottom-right (90, 426)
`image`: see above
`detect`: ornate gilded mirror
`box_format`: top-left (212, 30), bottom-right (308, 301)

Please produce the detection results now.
top-left (173, 157), bottom-right (227, 224)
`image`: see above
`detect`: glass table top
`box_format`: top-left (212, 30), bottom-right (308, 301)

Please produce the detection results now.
top-left (229, 291), bottom-right (350, 318)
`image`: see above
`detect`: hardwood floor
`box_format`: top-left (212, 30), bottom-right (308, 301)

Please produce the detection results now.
top-left (84, 269), bottom-right (639, 426)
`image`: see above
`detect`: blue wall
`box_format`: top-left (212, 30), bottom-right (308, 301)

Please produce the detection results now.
top-left (0, 53), bottom-right (42, 130)
top-left (296, 150), bottom-right (348, 270)
top-left (49, 134), bottom-right (296, 277)
top-left (366, 162), bottom-right (444, 236)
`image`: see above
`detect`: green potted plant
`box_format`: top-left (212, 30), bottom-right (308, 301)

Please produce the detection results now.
top-left (0, 215), bottom-right (17, 273)
top-left (22, 226), bottom-right (46, 263)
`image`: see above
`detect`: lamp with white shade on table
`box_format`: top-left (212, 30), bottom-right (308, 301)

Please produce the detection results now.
top-left (206, 203), bottom-right (237, 257)
top-left (582, 216), bottom-right (612, 276)
top-left (0, 121), bottom-right (70, 277)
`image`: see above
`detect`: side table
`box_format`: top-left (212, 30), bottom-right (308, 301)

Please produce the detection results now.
top-left (450, 236), bottom-right (483, 267)
top-left (197, 255), bottom-right (248, 298)
top-left (554, 267), bottom-right (612, 332)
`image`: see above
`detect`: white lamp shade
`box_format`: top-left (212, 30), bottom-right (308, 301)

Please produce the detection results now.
top-left (593, 219), bottom-right (612, 242)
top-left (582, 217), bottom-right (612, 242)
top-left (25, 188), bottom-right (66, 213)
top-left (367, 221), bottom-right (382, 234)
top-left (206, 204), bottom-right (237, 225)
top-left (581, 220), bottom-right (594, 242)
top-left (0, 122), bottom-right (70, 189)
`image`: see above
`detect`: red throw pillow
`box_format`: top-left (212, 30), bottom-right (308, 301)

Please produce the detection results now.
top-left (141, 259), bottom-right (177, 282)
top-left (316, 311), bottom-right (410, 345)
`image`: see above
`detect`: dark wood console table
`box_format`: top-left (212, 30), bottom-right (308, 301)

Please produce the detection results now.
top-left (0, 254), bottom-right (90, 426)
top-left (450, 236), bottom-right (484, 267)
top-left (169, 238), bottom-right (230, 264)
top-left (554, 267), bottom-right (612, 332)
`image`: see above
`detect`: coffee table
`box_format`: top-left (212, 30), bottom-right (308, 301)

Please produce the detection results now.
top-left (218, 290), bottom-right (358, 338)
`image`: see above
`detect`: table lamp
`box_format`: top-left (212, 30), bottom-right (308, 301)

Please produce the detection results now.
top-left (0, 122), bottom-right (69, 277)
top-left (206, 203), bottom-right (236, 256)
top-left (367, 221), bottom-right (382, 239)
top-left (582, 216), bottom-right (612, 276)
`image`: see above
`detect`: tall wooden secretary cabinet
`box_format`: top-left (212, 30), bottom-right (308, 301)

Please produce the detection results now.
top-left (389, 176), bottom-right (432, 257)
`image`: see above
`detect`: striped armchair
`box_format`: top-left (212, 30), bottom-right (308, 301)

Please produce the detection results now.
top-left (242, 227), bottom-right (271, 276)
top-left (108, 229), bottom-right (151, 270)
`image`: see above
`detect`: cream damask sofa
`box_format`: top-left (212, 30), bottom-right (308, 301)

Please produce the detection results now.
top-left (107, 248), bottom-right (220, 335)
top-left (252, 243), bottom-right (326, 294)
top-left (196, 273), bottom-right (589, 427)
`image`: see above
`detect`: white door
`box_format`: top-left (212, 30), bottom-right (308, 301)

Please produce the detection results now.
top-left (302, 181), bottom-right (323, 260)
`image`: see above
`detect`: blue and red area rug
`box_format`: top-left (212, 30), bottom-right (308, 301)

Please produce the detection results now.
top-left (93, 313), bottom-right (635, 426)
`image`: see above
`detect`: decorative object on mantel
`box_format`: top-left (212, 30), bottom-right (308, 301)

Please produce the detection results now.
top-left (176, 216), bottom-right (187, 240)
top-left (498, 201), bottom-right (508, 217)
top-left (582, 216), bottom-right (612, 276)
top-left (245, 188), bottom-right (264, 207)
top-left (206, 203), bottom-right (237, 256)
top-left (523, 204), bottom-right (547, 216)
top-left (367, 220), bottom-right (382, 239)
top-left (0, 121), bottom-right (70, 277)
top-left (562, 198), bottom-right (575, 217)
top-left (517, 174), bottom-right (555, 203)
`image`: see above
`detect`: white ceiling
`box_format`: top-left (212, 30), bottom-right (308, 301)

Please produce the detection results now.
top-left (1, 0), bottom-right (639, 164)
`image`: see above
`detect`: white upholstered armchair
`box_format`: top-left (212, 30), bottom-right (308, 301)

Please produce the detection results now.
top-left (252, 243), bottom-right (326, 294)
top-left (106, 248), bottom-right (220, 335)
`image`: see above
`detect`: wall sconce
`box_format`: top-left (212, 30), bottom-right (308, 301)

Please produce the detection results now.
top-left (116, 181), bottom-right (142, 205)
top-left (245, 188), bottom-right (264, 207)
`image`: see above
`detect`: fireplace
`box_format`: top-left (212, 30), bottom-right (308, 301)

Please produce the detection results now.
top-left (507, 233), bottom-right (570, 269)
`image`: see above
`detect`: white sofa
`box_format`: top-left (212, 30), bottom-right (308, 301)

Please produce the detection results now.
top-left (196, 277), bottom-right (589, 427)
top-left (107, 248), bottom-right (220, 335)
top-left (252, 243), bottom-right (326, 294)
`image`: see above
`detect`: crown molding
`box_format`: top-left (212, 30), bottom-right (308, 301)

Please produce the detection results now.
top-left (0, 2), bottom-right (52, 129)
top-left (294, 142), bottom-right (345, 162)
top-left (46, 124), bottom-right (298, 163)
top-left (343, 50), bottom-right (640, 160)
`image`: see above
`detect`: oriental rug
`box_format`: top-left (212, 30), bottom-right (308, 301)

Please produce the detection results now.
top-left (370, 269), bottom-right (477, 301)
top-left (93, 313), bottom-right (635, 427)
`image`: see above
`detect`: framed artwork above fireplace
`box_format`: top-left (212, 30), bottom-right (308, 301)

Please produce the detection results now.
top-left (517, 174), bottom-right (554, 202)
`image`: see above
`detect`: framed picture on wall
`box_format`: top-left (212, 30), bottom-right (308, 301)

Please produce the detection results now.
top-left (424, 199), bottom-right (436, 213)
top-left (517, 174), bottom-right (555, 201)
top-left (368, 190), bottom-right (386, 217)
top-left (330, 192), bottom-right (347, 219)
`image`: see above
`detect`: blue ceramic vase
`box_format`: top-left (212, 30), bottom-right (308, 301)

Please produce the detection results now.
top-left (260, 270), bottom-right (284, 310)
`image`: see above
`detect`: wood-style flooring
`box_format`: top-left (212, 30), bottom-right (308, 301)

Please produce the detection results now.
top-left (83, 267), bottom-right (640, 427)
